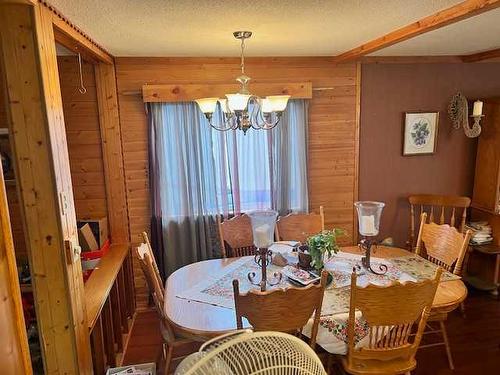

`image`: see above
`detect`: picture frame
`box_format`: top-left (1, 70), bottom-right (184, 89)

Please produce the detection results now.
top-left (402, 111), bottom-right (439, 156)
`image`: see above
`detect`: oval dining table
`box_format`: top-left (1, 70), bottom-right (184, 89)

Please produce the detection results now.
top-left (163, 245), bottom-right (467, 341)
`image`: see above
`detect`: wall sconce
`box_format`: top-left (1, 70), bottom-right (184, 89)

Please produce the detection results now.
top-left (448, 92), bottom-right (484, 138)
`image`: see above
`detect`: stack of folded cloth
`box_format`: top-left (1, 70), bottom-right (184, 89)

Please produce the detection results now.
top-left (465, 221), bottom-right (493, 245)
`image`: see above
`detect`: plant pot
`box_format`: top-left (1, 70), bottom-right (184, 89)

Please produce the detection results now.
top-left (298, 245), bottom-right (313, 270)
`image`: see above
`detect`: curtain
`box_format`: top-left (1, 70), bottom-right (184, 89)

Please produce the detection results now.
top-left (147, 105), bottom-right (166, 280)
top-left (269, 100), bottom-right (309, 214)
top-left (212, 100), bottom-right (309, 216)
top-left (148, 100), bottom-right (309, 276)
top-left (148, 102), bottom-right (220, 276)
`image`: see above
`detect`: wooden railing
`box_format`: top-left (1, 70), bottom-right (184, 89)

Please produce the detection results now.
top-left (84, 244), bottom-right (136, 374)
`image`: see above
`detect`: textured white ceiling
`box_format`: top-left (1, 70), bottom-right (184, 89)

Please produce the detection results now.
top-left (48, 0), bottom-right (497, 57)
top-left (370, 7), bottom-right (500, 56)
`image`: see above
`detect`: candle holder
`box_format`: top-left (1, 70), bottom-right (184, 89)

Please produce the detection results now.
top-left (247, 210), bottom-right (282, 291)
top-left (354, 201), bottom-right (387, 275)
top-left (247, 247), bottom-right (282, 291)
top-left (448, 93), bottom-right (484, 138)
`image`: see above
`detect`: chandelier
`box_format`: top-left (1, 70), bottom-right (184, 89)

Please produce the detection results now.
top-left (195, 31), bottom-right (290, 133)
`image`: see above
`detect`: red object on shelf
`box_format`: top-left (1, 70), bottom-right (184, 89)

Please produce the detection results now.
top-left (81, 239), bottom-right (110, 283)
top-left (80, 238), bottom-right (110, 261)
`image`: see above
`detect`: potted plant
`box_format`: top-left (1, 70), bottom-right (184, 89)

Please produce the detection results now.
top-left (299, 229), bottom-right (344, 271)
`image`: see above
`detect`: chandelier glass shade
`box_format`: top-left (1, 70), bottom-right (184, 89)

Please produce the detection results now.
top-left (195, 31), bottom-right (290, 133)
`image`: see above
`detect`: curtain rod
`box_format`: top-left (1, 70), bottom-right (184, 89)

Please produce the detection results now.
top-left (120, 87), bottom-right (335, 97)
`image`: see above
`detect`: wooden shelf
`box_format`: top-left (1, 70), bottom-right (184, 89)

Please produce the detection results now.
top-left (84, 243), bottom-right (129, 330)
top-left (471, 243), bottom-right (500, 255)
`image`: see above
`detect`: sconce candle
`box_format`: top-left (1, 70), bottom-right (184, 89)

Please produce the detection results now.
top-left (473, 100), bottom-right (483, 117)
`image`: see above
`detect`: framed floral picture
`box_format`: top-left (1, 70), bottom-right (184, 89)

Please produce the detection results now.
top-left (403, 111), bottom-right (439, 156)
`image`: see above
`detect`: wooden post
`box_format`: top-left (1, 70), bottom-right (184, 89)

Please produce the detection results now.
top-left (117, 268), bottom-right (130, 333)
top-left (90, 317), bottom-right (106, 375)
top-left (94, 62), bottom-right (130, 245)
top-left (102, 299), bottom-right (116, 367)
top-left (0, 2), bottom-right (92, 373)
top-left (0, 165), bottom-right (32, 374)
top-left (110, 282), bottom-right (123, 351)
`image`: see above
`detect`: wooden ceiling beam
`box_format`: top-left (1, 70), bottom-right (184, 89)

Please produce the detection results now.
top-left (333, 0), bottom-right (500, 63)
top-left (360, 55), bottom-right (463, 64)
top-left (461, 47), bottom-right (500, 62)
top-left (39, 0), bottom-right (114, 64)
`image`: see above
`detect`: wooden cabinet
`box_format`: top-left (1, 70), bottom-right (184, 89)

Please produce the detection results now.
top-left (472, 98), bottom-right (500, 215)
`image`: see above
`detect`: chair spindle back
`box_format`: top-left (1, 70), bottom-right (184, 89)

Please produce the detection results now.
top-left (232, 271), bottom-right (328, 348)
top-left (415, 213), bottom-right (472, 275)
top-left (276, 206), bottom-right (325, 244)
top-left (218, 214), bottom-right (256, 258)
top-left (346, 268), bottom-right (442, 369)
top-left (408, 194), bottom-right (470, 249)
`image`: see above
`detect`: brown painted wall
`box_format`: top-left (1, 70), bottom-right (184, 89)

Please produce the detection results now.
top-left (359, 63), bottom-right (500, 247)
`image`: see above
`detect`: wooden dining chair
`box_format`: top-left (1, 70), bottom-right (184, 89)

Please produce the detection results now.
top-left (276, 206), bottom-right (325, 244)
top-left (342, 267), bottom-right (443, 375)
top-left (135, 232), bottom-right (200, 373)
top-left (217, 214), bottom-right (256, 258)
top-left (414, 213), bottom-right (472, 370)
top-left (408, 194), bottom-right (470, 250)
top-left (232, 271), bottom-right (328, 349)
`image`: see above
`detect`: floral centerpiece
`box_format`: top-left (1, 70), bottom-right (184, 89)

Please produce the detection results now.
top-left (304, 229), bottom-right (344, 271)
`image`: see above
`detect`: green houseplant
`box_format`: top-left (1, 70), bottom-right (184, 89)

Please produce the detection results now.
top-left (306, 229), bottom-right (344, 270)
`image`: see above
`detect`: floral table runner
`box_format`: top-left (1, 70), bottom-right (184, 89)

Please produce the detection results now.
top-left (175, 251), bottom-right (459, 354)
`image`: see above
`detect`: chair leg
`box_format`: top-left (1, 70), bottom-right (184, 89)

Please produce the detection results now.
top-left (439, 321), bottom-right (455, 370)
top-left (164, 343), bottom-right (175, 375)
top-left (460, 301), bottom-right (466, 318)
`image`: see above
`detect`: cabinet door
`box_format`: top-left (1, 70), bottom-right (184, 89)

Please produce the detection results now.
top-left (472, 100), bottom-right (500, 214)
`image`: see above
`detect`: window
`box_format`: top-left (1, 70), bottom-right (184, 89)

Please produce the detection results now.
top-left (149, 99), bottom-right (308, 220)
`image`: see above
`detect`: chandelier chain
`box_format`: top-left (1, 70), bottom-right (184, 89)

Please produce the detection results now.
top-left (195, 31), bottom-right (290, 133)
top-left (240, 37), bottom-right (245, 75)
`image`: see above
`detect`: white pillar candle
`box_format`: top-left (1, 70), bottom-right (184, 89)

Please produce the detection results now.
top-left (254, 224), bottom-right (271, 248)
top-left (472, 100), bottom-right (483, 117)
top-left (361, 215), bottom-right (377, 236)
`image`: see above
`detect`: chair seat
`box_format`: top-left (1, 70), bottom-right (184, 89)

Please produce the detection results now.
top-left (342, 356), bottom-right (416, 375)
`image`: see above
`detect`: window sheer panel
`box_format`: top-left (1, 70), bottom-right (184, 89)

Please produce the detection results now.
top-left (270, 100), bottom-right (309, 213)
top-left (158, 104), bottom-right (220, 218)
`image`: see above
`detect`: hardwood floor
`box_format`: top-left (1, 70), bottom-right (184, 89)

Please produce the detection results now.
top-left (123, 289), bottom-right (499, 374)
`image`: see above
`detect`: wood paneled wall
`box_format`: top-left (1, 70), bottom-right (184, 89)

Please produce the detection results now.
top-left (57, 56), bottom-right (108, 220)
top-left (115, 57), bottom-right (359, 308)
